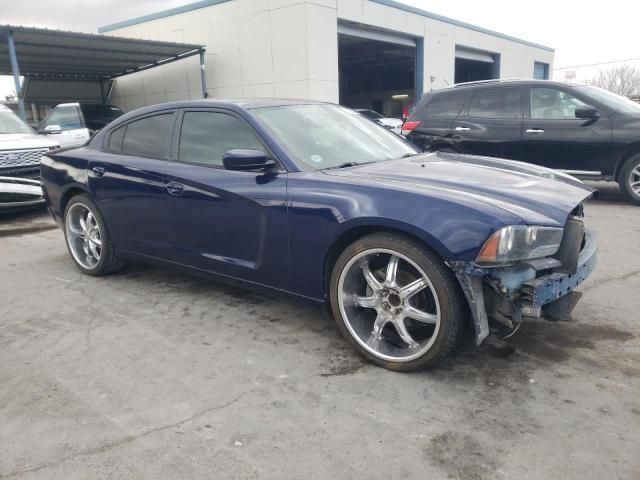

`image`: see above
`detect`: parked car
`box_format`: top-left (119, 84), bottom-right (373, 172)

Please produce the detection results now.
top-left (403, 79), bottom-right (640, 205)
top-left (41, 99), bottom-right (597, 371)
top-left (1, 104), bottom-right (59, 178)
top-left (355, 108), bottom-right (403, 135)
top-left (37, 103), bottom-right (124, 148)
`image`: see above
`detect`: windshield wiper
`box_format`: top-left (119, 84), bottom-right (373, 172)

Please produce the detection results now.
top-left (400, 152), bottom-right (421, 158)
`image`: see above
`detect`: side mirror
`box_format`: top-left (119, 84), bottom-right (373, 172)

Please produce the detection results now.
top-left (575, 106), bottom-right (600, 119)
top-left (43, 124), bottom-right (62, 134)
top-left (222, 149), bottom-right (274, 171)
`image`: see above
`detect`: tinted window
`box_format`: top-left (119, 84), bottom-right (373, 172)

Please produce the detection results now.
top-left (530, 87), bottom-right (588, 119)
top-left (468, 88), bottom-right (521, 118)
top-left (423, 91), bottom-right (470, 117)
top-left (178, 112), bottom-right (264, 167)
top-left (107, 125), bottom-right (125, 152)
top-left (121, 113), bottom-right (174, 158)
top-left (45, 106), bottom-right (82, 130)
top-left (82, 104), bottom-right (125, 121)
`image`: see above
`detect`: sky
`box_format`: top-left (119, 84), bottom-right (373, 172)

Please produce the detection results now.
top-left (2, 0), bottom-right (639, 95)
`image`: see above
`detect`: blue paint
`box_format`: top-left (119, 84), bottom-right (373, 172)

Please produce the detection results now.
top-left (40, 99), bottom-right (592, 305)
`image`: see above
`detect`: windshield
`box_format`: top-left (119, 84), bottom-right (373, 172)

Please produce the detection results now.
top-left (251, 104), bottom-right (418, 170)
top-left (0, 110), bottom-right (33, 134)
top-left (359, 109), bottom-right (384, 120)
top-left (576, 85), bottom-right (640, 114)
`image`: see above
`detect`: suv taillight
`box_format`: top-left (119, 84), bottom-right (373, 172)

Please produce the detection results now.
top-left (401, 120), bottom-right (421, 136)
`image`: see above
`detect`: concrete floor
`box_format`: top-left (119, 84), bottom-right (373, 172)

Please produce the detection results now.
top-left (1, 183), bottom-right (639, 480)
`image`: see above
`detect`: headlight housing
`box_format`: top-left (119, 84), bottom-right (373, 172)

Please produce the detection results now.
top-left (476, 225), bottom-right (564, 266)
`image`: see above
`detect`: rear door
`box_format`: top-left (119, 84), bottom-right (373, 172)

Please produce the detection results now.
top-left (39, 104), bottom-right (91, 148)
top-left (162, 108), bottom-right (289, 287)
top-left (89, 111), bottom-right (176, 257)
top-left (405, 89), bottom-right (472, 150)
top-left (520, 86), bottom-right (612, 172)
top-left (451, 86), bottom-right (524, 159)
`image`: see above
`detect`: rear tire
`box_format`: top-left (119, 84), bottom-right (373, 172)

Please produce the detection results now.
top-left (63, 194), bottom-right (124, 276)
top-left (329, 232), bottom-right (467, 371)
top-left (619, 153), bottom-right (640, 205)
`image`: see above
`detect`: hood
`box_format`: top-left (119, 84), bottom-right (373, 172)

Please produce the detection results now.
top-left (323, 152), bottom-right (595, 226)
top-left (0, 133), bottom-right (59, 151)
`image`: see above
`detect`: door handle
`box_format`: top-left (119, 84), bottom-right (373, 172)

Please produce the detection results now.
top-left (526, 128), bottom-right (545, 134)
top-left (165, 181), bottom-right (184, 196)
top-left (91, 166), bottom-right (105, 177)
top-left (454, 126), bottom-right (471, 131)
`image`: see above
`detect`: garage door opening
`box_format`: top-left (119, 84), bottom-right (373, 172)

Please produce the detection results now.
top-left (455, 46), bottom-right (499, 84)
top-left (338, 26), bottom-right (417, 119)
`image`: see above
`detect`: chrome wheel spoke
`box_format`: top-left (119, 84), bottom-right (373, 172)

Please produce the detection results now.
top-left (404, 305), bottom-right (438, 324)
top-left (355, 295), bottom-right (378, 309)
top-left (66, 204), bottom-right (102, 269)
top-left (338, 248), bottom-right (441, 362)
top-left (385, 255), bottom-right (399, 287)
top-left (399, 277), bottom-right (428, 299)
top-left (361, 260), bottom-right (382, 292)
top-left (392, 317), bottom-right (419, 348)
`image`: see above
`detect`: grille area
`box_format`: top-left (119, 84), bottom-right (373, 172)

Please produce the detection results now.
top-left (0, 148), bottom-right (48, 168)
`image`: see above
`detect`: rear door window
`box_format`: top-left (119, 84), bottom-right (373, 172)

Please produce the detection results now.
top-left (467, 88), bottom-right (522, 119)
top-left (121, 113), bottom-right (175, 159)
top-left (422, 90), bottom-right (471, 118)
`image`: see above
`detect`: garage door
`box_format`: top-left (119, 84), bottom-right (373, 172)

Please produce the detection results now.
top-left (455, 46), bottom-right (499, 84)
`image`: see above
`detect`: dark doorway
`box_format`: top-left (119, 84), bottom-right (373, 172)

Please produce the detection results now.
top-left (338, 33), bottom-right (416, 119)
top-left (455, 58), bottom-right (495, 84)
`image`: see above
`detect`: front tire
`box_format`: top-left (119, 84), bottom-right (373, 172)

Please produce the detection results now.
top-left (329, 232), bottom-right (467, 371)
top-left (63, 194), bottom-right (124, 276)
top-left (619, 153), bottom-right (640, 205)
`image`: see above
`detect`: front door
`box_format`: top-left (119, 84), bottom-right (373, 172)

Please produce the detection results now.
top-left (520, 86), bottom-right (612, 173)
top-left (88, 111), bottom-right (176, 257)
top-left (451, 86), bottom-right (523, 159)
top-left (163, 109), bottom-right (289, 288)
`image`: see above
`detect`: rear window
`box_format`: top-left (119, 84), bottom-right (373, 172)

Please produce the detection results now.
top-left (422, 90), bottom-right (471, 117)
top-left (467, 87), bottom-right (521, 119)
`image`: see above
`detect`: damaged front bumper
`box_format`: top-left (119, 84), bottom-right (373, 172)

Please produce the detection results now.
top-left (452, 227), bottom-right (598, 345)
top-left (0, 176), bottom-right (45, 213)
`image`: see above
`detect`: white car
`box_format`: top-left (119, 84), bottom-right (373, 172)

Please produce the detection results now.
top-left (36, 103), bottom-right (124, 148)
top-left (0, 104), bottom-right (59, 180)
top-left (355, 109), bottom-right (404, 135)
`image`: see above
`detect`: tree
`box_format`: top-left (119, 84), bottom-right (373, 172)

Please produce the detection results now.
top-left (587, 65), bottom-right (640, 97)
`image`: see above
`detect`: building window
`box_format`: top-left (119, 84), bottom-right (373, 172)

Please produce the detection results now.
top-left (534, 62), bottom-right (550, 80)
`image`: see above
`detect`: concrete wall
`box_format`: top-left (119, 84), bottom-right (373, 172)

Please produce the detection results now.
top-left (103, 0), bottom-right (554, 110)
top-left (105, 0), bottom-right (339, 111)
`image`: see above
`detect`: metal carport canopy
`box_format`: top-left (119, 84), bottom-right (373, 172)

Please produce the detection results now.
top-left (0, 25), bottom-right (206, 120)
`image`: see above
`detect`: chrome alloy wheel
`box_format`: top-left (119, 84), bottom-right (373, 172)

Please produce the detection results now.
top-left (337, 248), bottom-right (441, 362)
top-left (65, 203), bottom-right (102, 269)
top-left (630, 163), bottom-right (640, 196)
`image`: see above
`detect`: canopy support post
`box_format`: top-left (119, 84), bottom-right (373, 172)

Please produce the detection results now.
top-left (7, 30), bottom-right (27, 121)
top-left (99, 78), bottom-right (107, 105)
top-left (199, 49), bottom-right (208, 99)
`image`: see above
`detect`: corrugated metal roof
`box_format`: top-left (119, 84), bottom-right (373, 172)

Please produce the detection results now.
top-left (0, 25), bottom-right (203, 80)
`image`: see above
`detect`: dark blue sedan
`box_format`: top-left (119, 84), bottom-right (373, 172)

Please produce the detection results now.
top-left (41, 99), bottom-right (597, 371)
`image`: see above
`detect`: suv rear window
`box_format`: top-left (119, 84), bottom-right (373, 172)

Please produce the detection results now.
top-left (467, 88), bottom-right (521, 119)
top-left (422, 90), bottom-right (471, 117)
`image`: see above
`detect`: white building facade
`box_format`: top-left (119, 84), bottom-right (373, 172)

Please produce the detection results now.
top-left (99, 0), bottom-right (554, 115)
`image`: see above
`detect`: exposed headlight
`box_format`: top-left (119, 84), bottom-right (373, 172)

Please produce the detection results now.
top-left (476, 225), bottom-right (564, 266)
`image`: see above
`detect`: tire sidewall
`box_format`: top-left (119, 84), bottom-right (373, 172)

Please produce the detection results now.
top-left (63, 194), bottom-right (111, 275)
top-left (329, 233), bottom-right (464, 371)
top-left (620, 153), bottom-right (640, 205)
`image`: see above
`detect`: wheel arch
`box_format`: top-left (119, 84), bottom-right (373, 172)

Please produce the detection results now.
top-left (322, 219), bottom-right (451, 301)
top-left (59, 183), bottom-right (91, 217)
top-left (615, 144), bottom-right (640, 182)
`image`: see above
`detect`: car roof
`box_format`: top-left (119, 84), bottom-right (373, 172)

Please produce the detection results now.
top-left (433, 79), bottom-right (585, 92)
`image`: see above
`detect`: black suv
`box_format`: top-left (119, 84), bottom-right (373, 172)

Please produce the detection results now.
top-left (403, 79), bottom-right (640, 204)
